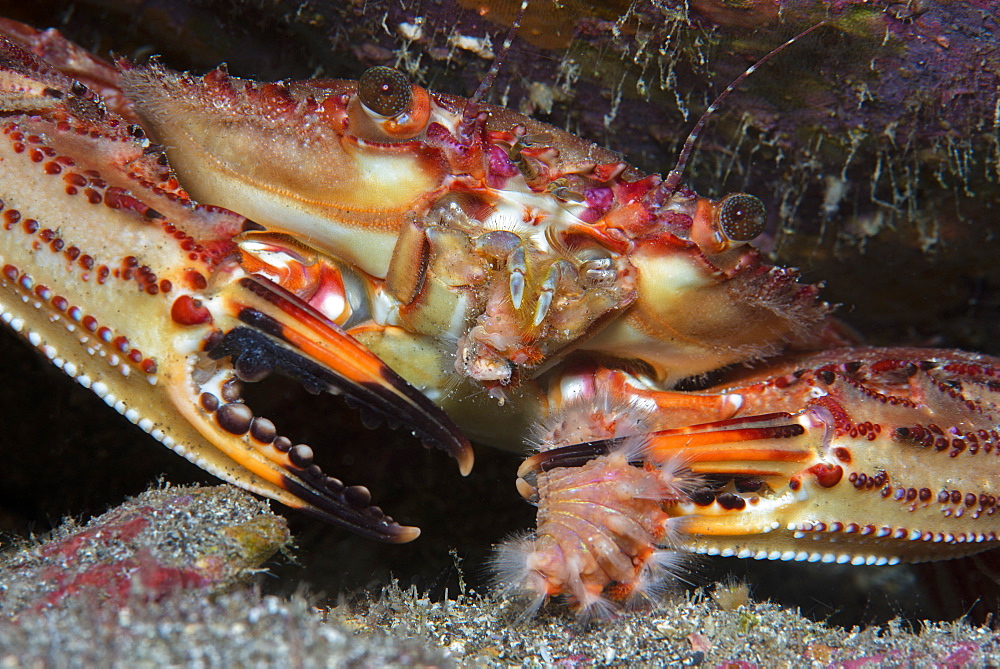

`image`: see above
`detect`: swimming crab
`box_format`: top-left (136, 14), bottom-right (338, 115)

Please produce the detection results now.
top-left (0, 12), bottom-right (997, 616)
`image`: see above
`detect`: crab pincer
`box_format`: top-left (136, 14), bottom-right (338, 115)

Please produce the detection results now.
top-left (0, 30), bottom-right (471, 543)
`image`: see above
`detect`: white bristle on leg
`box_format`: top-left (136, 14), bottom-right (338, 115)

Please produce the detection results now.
top-left (528, 391), bottom-right (656, 452)
top-left (489, 533), bottom-right (551, 618)
top-left (626, 549), bottom-right (690, 609)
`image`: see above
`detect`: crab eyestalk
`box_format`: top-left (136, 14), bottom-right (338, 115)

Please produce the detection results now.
top-left (689, 193), bottom-right (767, 255)
top-left (577, 189), bottom-right (830, 385)
top-left (350, 66), bottom-right (433, 142)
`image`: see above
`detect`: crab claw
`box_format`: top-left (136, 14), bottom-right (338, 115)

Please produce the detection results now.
top-left (0, 31), bottom-right (471, 542)
top-left (163, 267), bottom-right (474, 543)
top-left (218, 273), bottom-right (474, 475)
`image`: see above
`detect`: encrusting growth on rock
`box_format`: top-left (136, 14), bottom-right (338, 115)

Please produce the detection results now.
top-left (0, 485), bottom-right (289, 616)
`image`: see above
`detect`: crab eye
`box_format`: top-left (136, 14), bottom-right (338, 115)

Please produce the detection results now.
top-left (717, 193), bottom-right (766, 242)
top-left (358, 66), bottom-right (412, 117)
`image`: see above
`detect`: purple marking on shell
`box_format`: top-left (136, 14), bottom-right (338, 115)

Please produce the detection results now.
top-left (486, 144), bottom-right (519, 188)
top-left (579, 187), bottom-right (614, 223)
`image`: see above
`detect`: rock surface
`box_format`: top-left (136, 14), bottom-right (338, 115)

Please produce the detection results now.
top-left (0, 485), bottom-right (289, 616)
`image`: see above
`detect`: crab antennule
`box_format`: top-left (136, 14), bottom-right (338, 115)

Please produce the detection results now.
top-left (661, 20), bottom-right (829, 195)
top-left (459, 0), bottom-right (529, 138)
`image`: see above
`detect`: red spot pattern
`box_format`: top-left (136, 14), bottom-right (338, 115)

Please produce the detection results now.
top-left (3, 209), bottom-right (20, 229)
top-left (185, 270), bottom-right (208, 290)
top-left (2, 120), bottom-right (231, 277)
top-left (171, 294), bottom-right (213, 325)
top-left (1, 263), bottom-right (157, 377)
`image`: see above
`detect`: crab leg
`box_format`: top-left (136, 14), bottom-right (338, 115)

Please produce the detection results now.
top-left (496, 349), bottom-right (1000, 615)
top-left (519, 411), bottom-right (815, 480)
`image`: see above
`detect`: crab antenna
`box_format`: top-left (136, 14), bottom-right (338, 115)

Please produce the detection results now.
top-left (661, 20), bottom-right (829, 195)
top-left (460, 0), bottom-right (529, 133)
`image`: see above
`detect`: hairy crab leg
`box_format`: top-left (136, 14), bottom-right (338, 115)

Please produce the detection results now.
top-left (519, 411), bottom-right (814, 480)
top-left (500, 348), bottom-right (1000, 615)
top-left (0, 33), bottom-right (472, 542)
